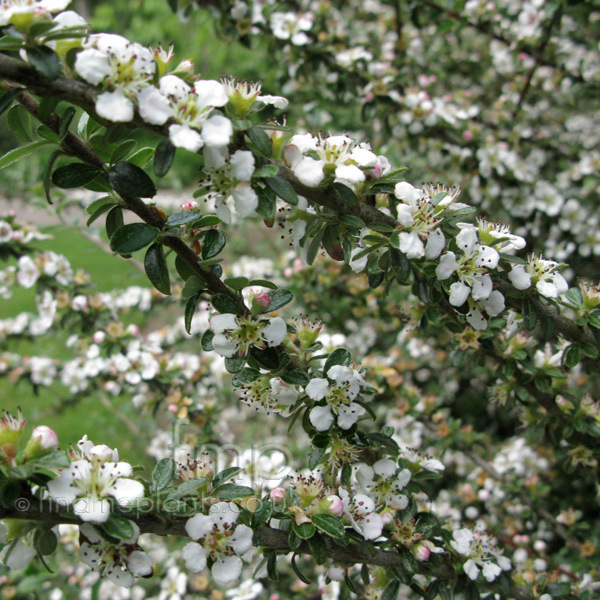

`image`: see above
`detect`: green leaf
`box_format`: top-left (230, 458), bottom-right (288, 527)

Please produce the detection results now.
top-left (167, 478), bottom-right (206, 499)
top-left (256, 186), bottom-right (276, 221)
top-left (232, 368), bottom-right (261, 385)
top-left (310, 513), bottom-right (346, 539)
top-left (43, 150), bottom-right (64, 204)
top-left (438, 580), bottom-right (454, 600)
top-left (249, 346), bottom-right (280, 369)
top-left (225, 355), bottom-right (246, 373)
top-left (308, 446), bottom-right (326, 469)
top-left (565, 287), bottom-right (583, 308)
top-left (85, 196), bottom-right (116, 226)
top-left (307, 532), bottom-right (327, 564)
top-left (107, 161), bottom-right (157, 198)
top-left (0, 89), bottom-right (21, 116)
top-left (201, 329), bottom-right (214, 351)
top-left (165, 212), bottom-right (202, 227)
top-left (185, 291), bottom-right (202, 334)
top-left (306, 226), bottom-right (324, 265)
top-left (324, 348), bottom-right (352, 373)
top-left (522, 297), bottom-right (538, 331)
top-left (281, 369), bottom-right (310, 385)
top-left (110, 223), bottom-right (159, 254)
top-left (105, 206), bottom-right (124, 239)
top-left (151, 458), bottom-right (176, 492)
top-left (34, 529), bottom-right (58, 556)
top-left (212, 467), bottom-right (243, 488)
top-left (369, 221), bottom-right (395, 233)
top-left (213, 485), bottom-right (255, 500)
top-left (144, 243), bottom-right (171, 294)
top-left (52, 163), bottom-right (103, 188)
top-left (211, 293), bottom-right (242, 315)
top-left (254, 164), bottom-right (279, 179)
top-left (101, 514), bottom-right (135, 540)
top-left (109, 139), bottom-right (137, 165)
top-left (201, 229), bottom-right (227, 259)
top-left (580, 342), bottom-right (599, 358)
top-left (38, 97), bottom-right (59, 121)
top-left (29, 21), bottom-right (58, 38)
top-left (32, 451), bottom-right (70, 469)
top-left (562, 344), bottom-right (580, 368)
top-left (0, 35), bottom-right (25, 51)
top-left (267, 550), bottom-right (278, 580)
top-left (154, 138), bottom-right (176, 177)
top-left (264, 175), bottom-right (298, 205)
top-left (588, 309), bottom-right (600, 329)
top-left (381, 580), bottom-right (400, 600)
top-left (262, 288), bottom-right (293, 312)
top-left (252, 501), bottom-right (273, 527)
top-left (58, 106), bottom-right (76, 141)
top-left (333, 182), bottom-right (359, 206)
top-left (127, 147), bottom-right (155, 167)
top-left (7, 105), bottom-right (31, 142)
top-left (245, 125), bottom-right (273, 157)
top-left (27, 45), bottom-right (61, 80)
top-left (291, 553), bottom-right (311, 584)
top-left (293, 521), bottom-right (316, 539)
top-left (0, 141), bottom-right (51, 170)
top-left (224, 276), bottom-right (249, 291)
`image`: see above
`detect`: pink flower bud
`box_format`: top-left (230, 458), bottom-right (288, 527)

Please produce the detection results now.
top-left (415, 544), bottom-right (431, 561)
top-left (127, 324), bottom-right (140, 336)
top-left (93, 331), bottom-right (106, 344)
top-left (381, 511), bottom-right (394, 525)
top-left (270, 487), bottom-right (285, 500)
top-left (31, 426), bottom-right (58, 450)
top-left (327, 495), bottom-right (344, 517)
top-left (255, 293), bottom-right (271, 309)
top-left (181, 200), bottom-right (198, 211)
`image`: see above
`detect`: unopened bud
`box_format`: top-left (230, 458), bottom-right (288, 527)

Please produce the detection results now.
top-left (270, 487), bottom-right (285, 500)
top-left (24, 425), bottom-right (58, 459)
top-left (93, 331), bottom-right (106, 344)
top-left (414, 543), bottom-right (431, 561)
top-left (326, 495), bottom-right (344, 517)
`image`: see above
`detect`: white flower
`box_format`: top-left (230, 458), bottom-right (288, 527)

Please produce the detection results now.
top-left (270, 11), bottom-right (313, 46)
top-left (307, 365), bottom-right (366, 431)
top-left (356, 459), bottom-right (412, 510)
top-left (0, 220), bottom-right (13, 243)
top-left (509, 256), bottom-right (568, 298)
top-left (80, 522), bottom-right (153, 587)
top-left (183, 503), bottom-right (253, 584)
top-left (17, 255), bottom-right (40, 288)
top-left (47, 437), bottom-right (144, 523)
top-left (339, 488), bottom-right (383, 540)
top-left (210, 313), bottom-right (286, 358)
top-left (0, 0), bottom-right (71, 27)
top-left (451, 525), bottom-right (511, 582)
top-left (75, 34), bottom-right (155, 122)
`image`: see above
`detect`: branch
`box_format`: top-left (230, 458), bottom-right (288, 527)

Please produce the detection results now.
top-left (0, 494), bottom-right (535, 600)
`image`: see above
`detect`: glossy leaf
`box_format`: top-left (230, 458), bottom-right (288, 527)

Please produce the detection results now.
top-left (52, 163), bottom-right (103, 188)
top-left (107, 161), bottom-right (157, 198)
top-left (154, 138), bottom-right (176, 177)
top-left (110, 223), bottom-right (159, 254)
top-left (145, 243), bottom-right (171, 294)
top-left (201, 229), bottom-right (226, 259)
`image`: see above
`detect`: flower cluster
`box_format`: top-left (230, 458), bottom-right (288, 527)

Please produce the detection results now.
top-left (182, 503), bottom-right (254, 584)
top-left (47, 436), bottom-right (144, 522)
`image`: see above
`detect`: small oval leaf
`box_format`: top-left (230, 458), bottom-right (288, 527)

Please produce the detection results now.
top-left (110, 223), bottom-right (158, 254)
top-left (52, 163), bottom-right (102, 188)
top-left (108, 161), bottom-right (157, 198)
top-left (144, 243), bottom-right (171, 294)
top-left (154, 138), bottom-right (176, 177)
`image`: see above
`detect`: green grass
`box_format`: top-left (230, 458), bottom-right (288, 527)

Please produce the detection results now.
top-left (1, 224), bottom-right (155, 469)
